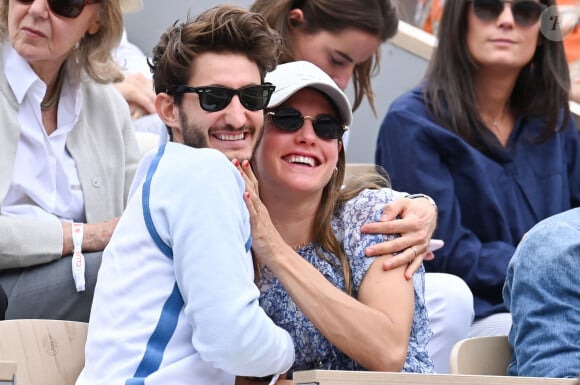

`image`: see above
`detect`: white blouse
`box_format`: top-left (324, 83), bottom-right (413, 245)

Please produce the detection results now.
top-left (1, 43), bottom-right (84, 222)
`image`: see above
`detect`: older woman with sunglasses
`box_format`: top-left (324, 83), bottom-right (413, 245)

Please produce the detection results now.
top-left (0, 0), bottom-right (140, 321)
top-left (376, 0), bottom-right (580, 337)
top-left (236, 61), bottom-right (434, 383)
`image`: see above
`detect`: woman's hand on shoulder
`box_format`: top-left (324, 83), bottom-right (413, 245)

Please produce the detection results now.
top-left (360, 196), bottom-right (437, 279)
top-left (232, 159), bottom-right (288, 268)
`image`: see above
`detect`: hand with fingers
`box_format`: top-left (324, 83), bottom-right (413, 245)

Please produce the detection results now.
top-left (232, 158), bottom-right (289, 268)
top-left (360, 195), bottom-right (438, 280)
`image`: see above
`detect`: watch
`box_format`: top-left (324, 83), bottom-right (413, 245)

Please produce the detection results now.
top-left (406, 193), bottom-right (438, 210)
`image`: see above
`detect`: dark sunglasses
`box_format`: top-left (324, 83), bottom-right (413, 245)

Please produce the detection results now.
top-left (17, 0), bottom-right (101, 19)
top-left (266, 107), bottom-right (347, 140)
top-left (168, 83), bottom-right (275, 112)
top-left (469, 0), bottom-right (546, 27)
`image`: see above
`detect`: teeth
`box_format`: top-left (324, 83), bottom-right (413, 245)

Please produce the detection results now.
top-left (215, 133), bottom-right (245, 141)
top-left (287, 155), bottom-right (315, 167)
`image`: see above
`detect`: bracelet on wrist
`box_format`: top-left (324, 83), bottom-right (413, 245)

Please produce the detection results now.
top-left (71, 222), bottom-right (86, 292)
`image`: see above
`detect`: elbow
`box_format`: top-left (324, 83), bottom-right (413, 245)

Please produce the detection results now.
top-left (366, 344), bottom-right (408, 372)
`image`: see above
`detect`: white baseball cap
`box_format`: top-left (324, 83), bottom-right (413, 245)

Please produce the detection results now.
top-left (120, 0), bottom-right (143, 13)
top-left (265, 61), bottom-right (353, 127)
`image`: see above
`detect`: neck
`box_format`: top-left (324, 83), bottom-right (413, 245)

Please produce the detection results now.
top-left (474, 68), bottom-right (517, 124)
top-left (41, 67), bottom-right (64, 111)
top-left (259, 187), bottom-right (320, 247)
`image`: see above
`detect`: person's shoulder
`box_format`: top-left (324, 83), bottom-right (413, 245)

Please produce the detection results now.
top-left (339, 188), bottom-right (394, 218)
top-left (81, 81), bottom-right (128, 114)
top-left (529, 208), bottom-right (580, 233)
top-left (157, 143), bottom-right (236, 180)
top-left (159, 142), bottom-right (227, 165)
top-left (381, 86), bottom-right (438, 135)
top-left (82, 80), bottom-right (120, 97)
top-left (345, 188), bottom-right (394, 205)
top-left (166, 142), bottom-right (227, 158)
top-left (388, 86), bottom-right (427, 113)
top-left (144, 144), bottom-right (242, 201)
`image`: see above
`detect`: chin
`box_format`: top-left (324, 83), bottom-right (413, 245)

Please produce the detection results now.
top-left (222, 149), bottom-right (252, 162)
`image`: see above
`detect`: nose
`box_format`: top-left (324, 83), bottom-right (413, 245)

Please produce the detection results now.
top-left (28, 0), bottom-right (50, 17)
top-left (331, 67), bottom-right (354, 90)
top-left (223, 95), bottom-right (248, 128)
top-left (296, 117), bottom-right (317, 144)
top-left (497, 2), bottom-right (516, 27)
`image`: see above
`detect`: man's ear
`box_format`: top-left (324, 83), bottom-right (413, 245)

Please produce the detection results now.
top-left (156, 93), bottom-right (183, 143)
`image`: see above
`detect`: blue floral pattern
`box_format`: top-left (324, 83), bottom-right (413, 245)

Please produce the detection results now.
top-left (258, 189), bottom-right (434, 374)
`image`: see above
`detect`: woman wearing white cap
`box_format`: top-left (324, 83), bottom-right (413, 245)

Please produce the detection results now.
top-left (0, 0), bottom-right (140, 321)
top-left (250, 0), bottom-right (473, 374)
top-left (236, 62), bottom-right (434, 381)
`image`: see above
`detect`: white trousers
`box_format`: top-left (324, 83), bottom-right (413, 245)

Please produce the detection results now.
top-left (424, 273), bottom-right (474, 373)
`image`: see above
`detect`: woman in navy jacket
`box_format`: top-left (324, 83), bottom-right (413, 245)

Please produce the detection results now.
top-left (375, 0), bottom-right (580, 335)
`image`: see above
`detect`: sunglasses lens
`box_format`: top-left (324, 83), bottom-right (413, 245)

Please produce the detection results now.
top-left (271, 108), bottom-right (303, 131)
top-left (472, 0), bottom-right (544, 26)
top-left (199, 88), bottom-right (232, 112)
top-left (270, 108), bottom-right (343, 139)
top-left (18, 0), bottom-right (99, 18)
top-left (473, 0), bottom-right (503, 21)
top-left (48, 0), bottom-right (84, 18)
top-left (512, 1), bottom-right (544, 26)
top-left (239, 85), bottom-right (273, 111)
top-left (314, 116), bottom-right (343, 139)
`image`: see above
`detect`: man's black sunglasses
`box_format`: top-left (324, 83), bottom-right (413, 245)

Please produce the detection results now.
top-left (469, 0), bottom-right (546, 27)
top-left (17, 0), bottom-right (101, 19)
top-left (266, 107), bottom-right (347, 140)
top-left (168, 83), bottom-right (276, 112)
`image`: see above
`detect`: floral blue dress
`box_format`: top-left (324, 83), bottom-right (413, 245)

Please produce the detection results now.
top-left (258, 189), bottom-right (434, 375)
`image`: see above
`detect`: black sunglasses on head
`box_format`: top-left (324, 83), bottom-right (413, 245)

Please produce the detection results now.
top-left (469, 0), bottom-right (546, 27)
top-left (168, 83), bottom-right (275, 112)
top-left (17, 0), bottom-right (101, 18)
top-left (266, 107), bottom-right (347, 140)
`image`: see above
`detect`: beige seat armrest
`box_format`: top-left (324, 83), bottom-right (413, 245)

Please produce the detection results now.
top-left (0, 360), bottom-right (16, 384)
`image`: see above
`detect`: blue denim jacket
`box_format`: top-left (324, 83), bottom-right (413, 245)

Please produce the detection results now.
top-left (504, 208), bottom-right (580, 377)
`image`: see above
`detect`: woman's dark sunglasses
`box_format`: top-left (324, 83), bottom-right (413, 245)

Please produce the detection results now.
top-left (469, 0), bottom-right (546, 27)
top-left (169, 83), bottom-right (275, 112)
top-left (17, 0), bottom-right (101, 18)
top-left (266, 107), bottom-right (347, 140)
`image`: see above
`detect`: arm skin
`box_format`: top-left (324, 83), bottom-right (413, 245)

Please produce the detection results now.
top-left (236, 160), bottom-right (415, 372)
top-left (61, 218), bottom-right (120, 256)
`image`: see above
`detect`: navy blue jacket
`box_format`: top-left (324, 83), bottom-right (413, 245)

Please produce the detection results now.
top-left (376, 87), bottom-right (580, 319)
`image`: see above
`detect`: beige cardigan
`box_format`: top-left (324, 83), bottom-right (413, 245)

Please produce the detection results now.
top-left (0, 58), bottom-right (140, 269)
